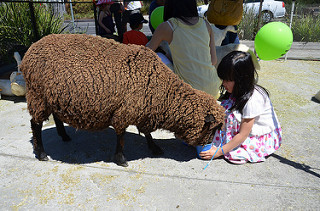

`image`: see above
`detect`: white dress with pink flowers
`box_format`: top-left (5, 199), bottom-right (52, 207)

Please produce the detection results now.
top-left (212, 87), bottom-right (282, 164)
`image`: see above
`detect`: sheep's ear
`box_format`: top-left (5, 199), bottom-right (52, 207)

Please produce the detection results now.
top-left (205, 114), bottom-right (215, 123)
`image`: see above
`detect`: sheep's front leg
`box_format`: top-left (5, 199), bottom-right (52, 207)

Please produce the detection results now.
top-left (145, 133), bottom-right (164, 155)
top-left (53, 114), bottom-right (71, 142)
top-left (114, 132), bottom-right (128, 167)
top-left (31, 119), bottom-right (48, 161)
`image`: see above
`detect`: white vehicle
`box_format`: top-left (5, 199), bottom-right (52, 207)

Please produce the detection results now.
top-left (198, 0), bottom-right (286, 23)
top-left (244, 0), bottom-right (286, 22)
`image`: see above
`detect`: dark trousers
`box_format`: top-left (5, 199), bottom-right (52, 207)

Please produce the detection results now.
top-left (215, 25), bottom-right (240, 46)
top-left (110, 3), bottom-right (124, 42)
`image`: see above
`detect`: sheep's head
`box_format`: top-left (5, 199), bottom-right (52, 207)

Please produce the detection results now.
top-left (174, 95), bottom-right (225, 146)
top-left (198, 113), bottom-right (225, 145)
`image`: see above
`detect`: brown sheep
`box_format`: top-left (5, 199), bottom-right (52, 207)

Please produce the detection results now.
top-left (20, 34), bottom-right (225, 167)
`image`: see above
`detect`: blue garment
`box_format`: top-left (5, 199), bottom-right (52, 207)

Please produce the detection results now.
top-left (215, 25), bottom-right (240, 46)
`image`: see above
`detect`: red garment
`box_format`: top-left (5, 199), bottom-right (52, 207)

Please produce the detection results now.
top-left (123, 30), bottom-right (148, 46)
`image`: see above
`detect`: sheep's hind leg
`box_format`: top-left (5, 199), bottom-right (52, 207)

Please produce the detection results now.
top-left (31, 119), bottom-right (48, 161)
top-left (145, 133), bottom-right (164, 156)
top-left (114, 132), bottom-right (128, 167)
top-left (53, 114), bottom-right (71, 142)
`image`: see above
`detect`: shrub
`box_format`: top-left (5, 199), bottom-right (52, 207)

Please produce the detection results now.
top-left (290, 14), bottom-right (320, 42)
top-left (141, 1), bottom-right (151, 15)
top-left (239, 2), bottom-right (320, 42)
top-left (238, 7), bottom-right (261, 40)
top-left (65, 0), bottom-right (94, 19)
top-left (0, 2), bottom-right (66, 65)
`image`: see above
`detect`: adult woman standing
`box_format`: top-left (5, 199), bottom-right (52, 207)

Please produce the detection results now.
top-left (147, 0), bottom-right (220, 98)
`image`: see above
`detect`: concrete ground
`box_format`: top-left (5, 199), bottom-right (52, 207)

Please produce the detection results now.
top-left (0, 38), bottom-right (320, 209)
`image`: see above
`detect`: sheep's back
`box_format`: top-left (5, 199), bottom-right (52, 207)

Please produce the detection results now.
top-left (21, 34), bottom-right (179, 130)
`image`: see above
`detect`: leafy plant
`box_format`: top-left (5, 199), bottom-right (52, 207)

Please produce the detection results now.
top-left (65, 0), bottom-right (92, 14)
top-left (0, 2), bottom-right (67, 65)
top-left (65, 0), bottom-right (94, 19)
top-left (238, 7), bottom-right (261, 40)
top-left (239, 2), bottom-right (320, 42)
top-left (141, 1), bottom-right (151, 15)
top-left (290, 14), bottom-right (320, 42)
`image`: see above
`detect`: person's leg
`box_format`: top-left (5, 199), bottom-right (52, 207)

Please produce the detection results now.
top-left (122, 10), bottom-right (131, 34)
top-left (234, 34), bottom-right (240, 44)
top-left (110, 3), bottom-right (123, 41)
top-left (221, 33), bottom-right (230, 46)
top-left (221, 25), bottom-right (239, 45)
top-left (226, 32), bottom-right (238, 44)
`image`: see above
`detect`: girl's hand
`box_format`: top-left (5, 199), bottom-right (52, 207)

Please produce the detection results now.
top-left (105, 28), bottom-right (112, 34)
top-left (199, 145), bottom-right (218, 160)
top-left (200, 118), bottom-right (255, 161)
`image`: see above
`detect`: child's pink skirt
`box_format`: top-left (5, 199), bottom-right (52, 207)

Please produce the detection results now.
top-left (212, 99), bottom-right (282, 164)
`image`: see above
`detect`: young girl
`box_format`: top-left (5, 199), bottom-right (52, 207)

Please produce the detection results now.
top-left (97, 0), bottom-right (116, 38)
top-left (199, 51), bottom-right (282, 164)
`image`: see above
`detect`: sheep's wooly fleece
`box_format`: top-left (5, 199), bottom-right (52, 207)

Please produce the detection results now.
top-left (21, 34), bottom-right (225, 146)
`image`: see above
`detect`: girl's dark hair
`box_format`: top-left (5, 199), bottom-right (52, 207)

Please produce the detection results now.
top-left (217, 51), bottom-right (269, 114)
top-left (163, 0), bottom-right (198, 24)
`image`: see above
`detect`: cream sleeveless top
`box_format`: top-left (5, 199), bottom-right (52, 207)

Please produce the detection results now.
top-left (167, 17), bottom-right (220, 98)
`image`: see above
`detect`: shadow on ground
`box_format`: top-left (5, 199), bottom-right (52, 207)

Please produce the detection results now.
top-left (1, 95), bottom-right (26, 103)
top-left (311, 96), bottom-right (320, 104)
top-left (29, 126), bottom-right (197, 165)
top-left (271, 154), bottom-right (320, 179)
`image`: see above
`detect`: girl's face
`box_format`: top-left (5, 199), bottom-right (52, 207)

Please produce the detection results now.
top-left (222, 80), bottom-right (235, 93)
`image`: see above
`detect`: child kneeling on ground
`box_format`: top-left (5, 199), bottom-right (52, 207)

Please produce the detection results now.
top-left (199, 51), bottom-right (282, 164)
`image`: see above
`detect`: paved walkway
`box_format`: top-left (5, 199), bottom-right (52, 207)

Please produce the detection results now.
top-left (1, 59), bottom-right (320, 210)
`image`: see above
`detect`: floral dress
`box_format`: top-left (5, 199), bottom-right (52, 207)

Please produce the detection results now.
top-left (212, 95), bottom-right (282, 164)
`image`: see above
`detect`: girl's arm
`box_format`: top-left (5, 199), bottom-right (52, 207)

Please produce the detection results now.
top-left (205, 20), bottom-right (217, 66)
top-left (98, 11), bottom-right (112, 34)
top-left (199, 118), bottom-right (255, 160)
top-left (146, 21), bottom-right (173, 51)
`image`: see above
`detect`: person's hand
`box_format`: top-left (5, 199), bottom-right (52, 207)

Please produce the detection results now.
top-left (199, 145), bottom-right (218, 160)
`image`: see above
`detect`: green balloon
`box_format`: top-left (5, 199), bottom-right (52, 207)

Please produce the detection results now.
top-left (150, 6), bottom-right (164, 30)
top-left (254, 22), bottom-right (293, 61)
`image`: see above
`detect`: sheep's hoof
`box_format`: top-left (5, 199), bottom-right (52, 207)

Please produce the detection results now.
top-left (36, 151), bottom-right (49, 161)
top-left (114, 153), bottom-right (128, 167)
